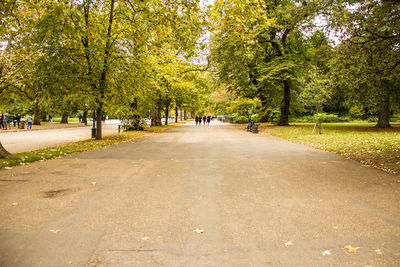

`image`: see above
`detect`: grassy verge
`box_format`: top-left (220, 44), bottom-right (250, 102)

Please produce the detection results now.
top-left (258, 122), bottom-right (400, 175)
top-left (1, 124), bottom-right (178, 169)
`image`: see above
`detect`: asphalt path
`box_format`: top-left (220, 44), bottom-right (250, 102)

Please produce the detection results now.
top-left (0, 120), bottom-right (120, 153)
top-left (0, 121), bottom-right (399, 266)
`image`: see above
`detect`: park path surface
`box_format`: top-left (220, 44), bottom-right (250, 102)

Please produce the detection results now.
top-left (0, 121), bottom-right (399, 266)
top-left (0, 120), bottom-right (120, 153)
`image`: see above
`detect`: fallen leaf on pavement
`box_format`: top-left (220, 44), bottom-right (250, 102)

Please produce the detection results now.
top-left (333, 226), bottom-right (339, 229)
top-left (142, 236), bottom-right (149, 241)
top-left (322, 250), bottom-right (331, 256)
top-left (284, 241), bottom-right (293, 246)
top-left (193, 229), bottom-right (204, 234)
top-left (91, 181), bottom-right (97, 185)
top-left (344, 245), bottom-right (360, 253)
top-left (12, 202), bottom-right (18, 206)
top-left (375, 249), bottom-right (383, 255)
top-left (49, 229), bottom-right (60, 233)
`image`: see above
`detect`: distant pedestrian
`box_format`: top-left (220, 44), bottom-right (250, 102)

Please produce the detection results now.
top-left (3, 113), bottom-right (9, 130)
top-left (78, 113), bottom-right (82, 123)
top-left (16, 114), bottom-right (21, 128)
top-left (102, 114), bottom-right (106, 124)
top-left (0, 114), bottom-right (3, 129)
top-left (6, 113), bottom-right (12, 129)
top-left (203, 116), bottom-right (206, 125)
top-left (27, 115), bottom-right (33, 129)
top-left (195, 116), bottom-right (199, 125)
top-left (207, 116), bottom-right (211, 125)
top-left (48, 115), bottom-right (52, 122)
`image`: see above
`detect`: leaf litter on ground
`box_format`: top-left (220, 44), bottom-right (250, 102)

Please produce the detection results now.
top-left (193, 229), bottom-right (204, 234)
top-left (344, 245), bottom-right (360, 253)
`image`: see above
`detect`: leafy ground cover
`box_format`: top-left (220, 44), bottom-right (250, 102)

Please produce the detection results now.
top-left (0, 125), bottom-right (176, 169)
top-left (259, 122), bottom-right (400, 175)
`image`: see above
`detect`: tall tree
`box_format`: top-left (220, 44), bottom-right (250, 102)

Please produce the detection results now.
top-left (329, 0), bottom-right (400, 128)
top-left (209, 0), bottom-right (323, 124)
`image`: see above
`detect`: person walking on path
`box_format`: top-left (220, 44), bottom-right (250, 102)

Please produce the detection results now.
top-left (195, 116), bottom-right (198, 126)
top-left (78, 114), bottom-right (82, 123)
top-left (202, 116), bottom-right (206, 125)
top-left (207, 116), bottom-right (211, 125)
top-left (0, 114), bottom-right (3, 130)
top-left (27, 115), bottom-right (33, 129)
top-left (15, 114), bottom-right (21, 128)
top-left (3, 113), bottom-right (9, 130)
top-left (5, 113), bottom-right (12, 129)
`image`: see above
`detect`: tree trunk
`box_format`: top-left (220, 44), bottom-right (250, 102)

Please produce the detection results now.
top-left (180, 110), bottom-right (183, 121)
top-left (175, 107), bottom-right (178, 123)
top-left (82, 110), bottom-right (88, 125)
top-left (96, 105), bottom-right (103, 139)
top-left (60, 112), bottom-right (69, 124)
top-left (0, 141), bottom-right (10, 158)
top-left (184, 110), bottom-right (187, 120)
top-left (278, 80), bottom-right (290, 126)
top-left (34, 102), bottom-right (41, 125)
top-left (376, 85), bottom-right (391, 128)
top-left (165, 105), bottom-right (169, 125)
top-left (151, 93), bottom-right (162, 126)
top-left (95, 0), bottom-right (115, 140)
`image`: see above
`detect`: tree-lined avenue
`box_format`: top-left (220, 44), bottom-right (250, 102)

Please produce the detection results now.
top-left (0, 122), bottom-right (399, 266)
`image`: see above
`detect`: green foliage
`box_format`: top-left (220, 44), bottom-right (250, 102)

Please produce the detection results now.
top-left (291, 114), bottom-right (349, 123)
top-left (209, 0), bottom-right (328, 125)
top-left (234, 116), bottom-right (248, 124)
top-left (226, 98), bottom-right (261, 120)
top-left (329, 0), bottom-right (400, 127)
top-left (349, 106), bottom-right (365, 119)
top-left (0, 0), bottom-right (210, 141)
top-left (300, 66), bottom-right (333, 113)
top-left (268, 108), bottom-right (281, 122)
top-left (315, 113), bottom-right (349, 123)
top-left (121, 109), bottom-right (145, 131)
top-left (251, 114), bottom-right (262, 123)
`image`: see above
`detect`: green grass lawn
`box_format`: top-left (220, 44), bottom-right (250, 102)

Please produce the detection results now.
top-left (0, 124), bottom-right (176, 169)
top-left (259, 122), bottom-right (400, 175)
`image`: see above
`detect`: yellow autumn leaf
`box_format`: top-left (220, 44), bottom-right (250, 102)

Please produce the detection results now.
top-left (344, 245), bottom-right (360, 253)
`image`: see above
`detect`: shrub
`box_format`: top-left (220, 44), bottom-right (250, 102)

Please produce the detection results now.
top-left (390, 114), bottom-right (400, 122)
top-left (268, 109), bottom-right (280, 122)
top-left (251, 114), bottom-right (262, 123)
top-left (291, 113), bottom-right (349, 123)
top-left (315, 113), bottom-right (350, 122)
top-left (234, 116), bottom-right (249, 123)
top-left (349, 105), bottom-right (365, 119)
top-left (121, 111), bottom-right (145, 131)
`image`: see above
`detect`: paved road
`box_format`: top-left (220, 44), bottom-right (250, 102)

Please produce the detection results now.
top-left (0, 121), bottom-right (399, 266)
top-left (0, 121), bottom-right (120, 153)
